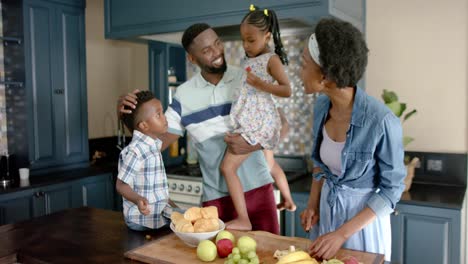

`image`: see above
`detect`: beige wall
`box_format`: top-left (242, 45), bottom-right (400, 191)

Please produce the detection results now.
top-left (366, 0), bottom-right (468, 153)
top-left (86, 0), bottom-right (148, 139)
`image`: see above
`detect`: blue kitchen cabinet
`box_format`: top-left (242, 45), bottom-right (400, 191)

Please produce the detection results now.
top-left (23, 0), bottom-right (88, 171)
top-left (35, 181), bottom-right (78, 216)
top-left (78, 173), bottom-right (114, 210)
top-left (0, 182), bottom-right (76, 225)
top-left (148, 41), bottom-right (187, 166)
top-left (105, 0), bottom-right (327, 39)
top-left (0, 189), bottom-right (37, 225)
top-left (391, 203), bottom-right (461, 264)
top-left (284, 192), bottom-right (310, 239)
top-left (0, 173), bottom-right (114, 225)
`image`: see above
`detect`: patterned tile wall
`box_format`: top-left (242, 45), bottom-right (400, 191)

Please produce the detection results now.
top-left (187, 34), bottom-right (317, 155)
top-left (0, 2), bottom-right (7, 155)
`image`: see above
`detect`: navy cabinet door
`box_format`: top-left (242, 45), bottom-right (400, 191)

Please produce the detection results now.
top-left (54, 4), bottom-right (88, 166)
top-left (24, 0), bottom-right (88, 170)
top-left (41, 182), bottom-right (76, 214)
top-left (105, 0), bottom-right (325, 39)
top-left (284, 192), bottom-right (310, 239)
top-left (24, 0), bottom-right (61, 169)
top-left (0, 189), bottom-right (37, 225)
top-left (79, 174), bottom-right (114, 210)
top-left (391, 204), bottom-right (461, 264)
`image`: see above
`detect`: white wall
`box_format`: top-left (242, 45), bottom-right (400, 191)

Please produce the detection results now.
top-left (366, 0), bottom-right (468, 153)
top-left (86, 0), bottom-right (148, 139)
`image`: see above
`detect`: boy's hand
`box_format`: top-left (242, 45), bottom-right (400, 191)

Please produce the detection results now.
top-left (137, 197), bottom-right (150, 215)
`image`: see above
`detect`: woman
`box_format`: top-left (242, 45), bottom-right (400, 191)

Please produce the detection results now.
top-left (299, 18), bottom-right (406, 262)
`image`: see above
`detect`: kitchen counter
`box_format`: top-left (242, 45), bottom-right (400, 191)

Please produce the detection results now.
top-left (288, 175), bottom-right (466, 210)
top-left (0, 162), bottom-right (117, 195)
top-left (0, 207), bottom-right (170, 263)
top-left (0, 207), bottom-right (383, 264)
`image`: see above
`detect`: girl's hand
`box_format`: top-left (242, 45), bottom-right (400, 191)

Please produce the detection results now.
top-left (137, 197), bottom-right (150, 215)
top-left (300, 208), bottom-right (319, 232)
top-left (309, 231), bottom-right (346, 260)
top-left (246, 72), bottom-right (267, 91)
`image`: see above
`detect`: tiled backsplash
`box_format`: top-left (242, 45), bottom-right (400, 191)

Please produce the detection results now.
top-left (187, 34), bottom-right (317, 155)
top-left (0, 2), bottom-right (7, 155)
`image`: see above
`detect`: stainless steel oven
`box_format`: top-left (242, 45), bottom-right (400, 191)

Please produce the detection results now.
top-left (166, 165), bottom-right (204, 210)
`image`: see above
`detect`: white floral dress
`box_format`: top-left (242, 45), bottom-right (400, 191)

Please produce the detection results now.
top-left (230, 53), bottom-right (281, 150)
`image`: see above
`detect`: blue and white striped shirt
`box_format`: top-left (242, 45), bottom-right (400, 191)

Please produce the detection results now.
top-left (118, 130), bottom-right (173, 229)
top-left (165, 66), bottom-right (273, 202)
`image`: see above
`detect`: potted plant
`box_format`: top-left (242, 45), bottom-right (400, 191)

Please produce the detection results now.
top-left (382, 89), bottom-right (419, 192)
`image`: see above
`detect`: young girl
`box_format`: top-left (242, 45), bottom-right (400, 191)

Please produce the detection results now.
top-left (220, 5), bottom-right (296, 231)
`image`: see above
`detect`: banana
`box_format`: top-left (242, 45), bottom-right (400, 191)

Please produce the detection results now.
top-left (289, 260), bottom-right (320, 264)
top-left (276, 251), bottom-right (312, 264)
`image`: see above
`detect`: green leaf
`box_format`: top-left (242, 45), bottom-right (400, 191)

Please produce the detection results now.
top-left (382, 89), bottom-right (398, 104)
top-left (403, 109), bottom-right (417, 122)
top-left (386, 101), bottom-right (403, 117)
top-left (403, 136), bottom-right (414, 148)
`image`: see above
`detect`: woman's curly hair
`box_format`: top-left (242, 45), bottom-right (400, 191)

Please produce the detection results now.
top-left (315, 18), bottom-right (368, 88)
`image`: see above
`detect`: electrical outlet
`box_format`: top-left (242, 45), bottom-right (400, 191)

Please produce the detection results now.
top-left (427, 159), bottom-right (443, 172)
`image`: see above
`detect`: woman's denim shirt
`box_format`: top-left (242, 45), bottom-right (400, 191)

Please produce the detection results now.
top-left (312, 87), bottom-right (406, 218)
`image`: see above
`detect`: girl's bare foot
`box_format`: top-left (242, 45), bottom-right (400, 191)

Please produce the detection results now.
top-left (276, 200), bottom-right (297, 212)
top-left (225, 218), bottom-right (252, 231)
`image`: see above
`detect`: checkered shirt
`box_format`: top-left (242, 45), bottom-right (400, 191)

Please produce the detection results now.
top-left (118, 130), bottom-right (173, 229)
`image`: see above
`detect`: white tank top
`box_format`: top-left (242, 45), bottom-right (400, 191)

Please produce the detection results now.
top-left (319, 126), bottom-right (346, 176)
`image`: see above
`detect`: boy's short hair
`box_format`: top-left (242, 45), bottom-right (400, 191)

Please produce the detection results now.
top-left (122, 90), bottom-right (155, 132)
top-left (181, 23), bottom-right (211, 52)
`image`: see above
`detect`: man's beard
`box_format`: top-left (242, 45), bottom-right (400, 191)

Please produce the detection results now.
top-left (200, 58), bottom-right (227, 74)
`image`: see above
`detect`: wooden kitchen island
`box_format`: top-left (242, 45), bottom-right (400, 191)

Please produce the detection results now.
top-left (0, 207), bottom-right (384, 263)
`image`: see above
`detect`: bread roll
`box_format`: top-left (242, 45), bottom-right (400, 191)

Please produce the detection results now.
top-left (193, 218), bottom-right (219, 232)
top-left (175, 221), bottom-right (194, 233)
top-left (201, 206), bottom-right (218, 219)
top-left (170, 212), bottom-right (185, 225)
top-left (184, 207), bottom-right (202, 223)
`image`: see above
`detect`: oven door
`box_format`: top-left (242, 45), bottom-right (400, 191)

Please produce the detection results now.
top-left (169, 192), bottom-right (202, 210)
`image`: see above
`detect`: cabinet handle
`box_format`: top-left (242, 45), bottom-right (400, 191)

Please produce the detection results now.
top-left (39, 191), bottom-right (45, 197)
top-left (34, 192), bottom-right (40, 198)
top-left (54, 89), bottom-right (64, 94)
top-left (393, 210), bottom-right (400, 216)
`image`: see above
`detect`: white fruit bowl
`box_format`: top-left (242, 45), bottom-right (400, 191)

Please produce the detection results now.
top-left (170, 219), bottom-right (225, 247)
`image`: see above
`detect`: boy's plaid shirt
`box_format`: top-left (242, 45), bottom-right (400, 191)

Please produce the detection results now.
top-left (118, 130), bottom-right (173, 229)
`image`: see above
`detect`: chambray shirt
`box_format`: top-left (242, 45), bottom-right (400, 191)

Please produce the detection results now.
top-left (118, 130), bottom-right (173, 229)
top-left (311, 87), bottom-right (406, 218)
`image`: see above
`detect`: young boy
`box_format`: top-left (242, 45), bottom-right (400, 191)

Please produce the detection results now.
top-left (117, 90), bottom-right (174, 231)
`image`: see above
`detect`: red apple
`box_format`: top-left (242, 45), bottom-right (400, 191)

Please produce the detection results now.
top-left (216, 238), bottom-right (234, 258)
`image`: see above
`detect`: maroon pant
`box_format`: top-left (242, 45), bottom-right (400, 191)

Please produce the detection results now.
top-left (203, 183), bottom-right (279, 234)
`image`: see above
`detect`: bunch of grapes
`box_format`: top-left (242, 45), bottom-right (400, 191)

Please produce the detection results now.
top-left (224, 247), bottom-right (259, 264)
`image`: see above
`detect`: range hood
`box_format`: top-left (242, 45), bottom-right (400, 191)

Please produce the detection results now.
top-left (140, 18), bottom-right (314, 45)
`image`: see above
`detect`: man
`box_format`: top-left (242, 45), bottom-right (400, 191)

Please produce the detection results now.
top-left (118, 23), bottom-right (279, 234)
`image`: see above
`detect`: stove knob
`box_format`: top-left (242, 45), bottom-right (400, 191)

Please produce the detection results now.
top-left (187, 185), bottom-right (192, 192)
top-left (195, 186), bottom-right (201, 194)
top-left (179, 184), bottom-right (185, 191)
top-left (171, 183), bottom-right (177, 190)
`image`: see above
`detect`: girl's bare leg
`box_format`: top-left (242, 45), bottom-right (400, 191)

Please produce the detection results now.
top-left (220, 151), bottom-right (252, 231)
top-left (264, 150), bottom-right (296, 211)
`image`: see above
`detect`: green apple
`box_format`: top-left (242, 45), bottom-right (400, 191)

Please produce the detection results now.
top-left (197, 240), bottom-right (217, 262)
top-left (216, 230), bottom-right (235, 244)
top-left (236, 236), bottom-right (256, 254)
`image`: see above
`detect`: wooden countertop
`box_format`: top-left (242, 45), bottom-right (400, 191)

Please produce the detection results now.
top-left (0, 207), bottom-right (171, 263)
top-left (0, 207), bottom-right (384, 264)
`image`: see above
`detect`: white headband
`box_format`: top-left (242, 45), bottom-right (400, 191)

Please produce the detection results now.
top-left (308, 33), bottom-right (321, 67)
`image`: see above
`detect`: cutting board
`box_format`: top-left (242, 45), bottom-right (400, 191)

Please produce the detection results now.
top-left (125, 230), bottom-right (384, 264)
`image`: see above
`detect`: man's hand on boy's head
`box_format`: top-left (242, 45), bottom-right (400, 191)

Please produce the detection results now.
top-left (137, 197), bottom-right (150, 215)
top-left (117, 89), bottom-right (140, 117)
